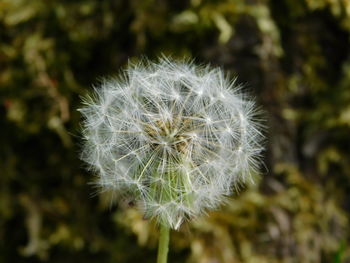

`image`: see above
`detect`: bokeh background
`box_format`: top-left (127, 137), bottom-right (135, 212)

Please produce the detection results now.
top-left (1, 0), bottom-right (350, 262)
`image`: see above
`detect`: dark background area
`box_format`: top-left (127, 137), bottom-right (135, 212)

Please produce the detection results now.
top-left (1, 0), bottom-right (350, 262)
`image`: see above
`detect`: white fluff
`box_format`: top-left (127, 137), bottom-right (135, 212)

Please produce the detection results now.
top-left (79, 57), bottom-right (264, 229)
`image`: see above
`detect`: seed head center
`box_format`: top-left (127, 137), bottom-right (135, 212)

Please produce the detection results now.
top-left (145, 117), bottom-right (192, 153)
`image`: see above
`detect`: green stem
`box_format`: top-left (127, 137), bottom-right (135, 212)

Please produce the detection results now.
top-left (157, 224), bottom-right (170, 263)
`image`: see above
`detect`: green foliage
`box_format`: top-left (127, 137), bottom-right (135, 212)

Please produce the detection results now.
top-left (1, 0), bottom-right (350, 262)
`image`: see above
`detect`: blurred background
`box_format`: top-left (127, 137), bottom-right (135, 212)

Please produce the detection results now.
top-left (1, 0), bottom-right (350, 262)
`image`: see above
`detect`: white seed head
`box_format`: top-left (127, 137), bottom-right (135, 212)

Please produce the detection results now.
top-left (79, 57), bottom-right (264, 229)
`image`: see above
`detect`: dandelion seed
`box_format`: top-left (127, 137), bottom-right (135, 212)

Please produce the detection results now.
top-left (79, 57), bottom-right (264, 230)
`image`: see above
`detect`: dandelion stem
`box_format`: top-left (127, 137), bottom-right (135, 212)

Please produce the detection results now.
top-left (157, 224), bottom-right (170, 263)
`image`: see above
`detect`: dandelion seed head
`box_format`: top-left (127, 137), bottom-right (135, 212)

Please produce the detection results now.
top-left (79, 57), bottom-right (264, 229)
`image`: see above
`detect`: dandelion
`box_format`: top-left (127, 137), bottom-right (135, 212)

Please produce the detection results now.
top-left (79, 57), bottom-right (264, 263)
